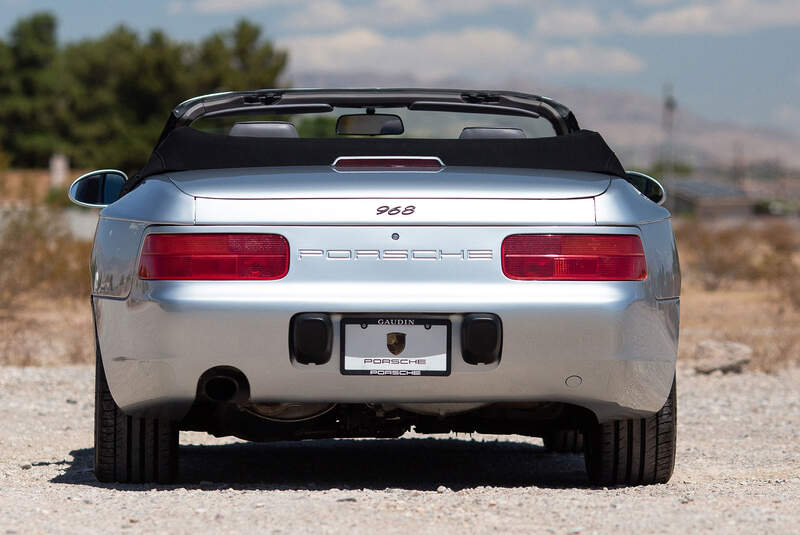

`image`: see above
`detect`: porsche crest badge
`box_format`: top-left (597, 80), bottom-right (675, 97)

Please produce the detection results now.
top-left (387, 332), bottom-right (406, 355)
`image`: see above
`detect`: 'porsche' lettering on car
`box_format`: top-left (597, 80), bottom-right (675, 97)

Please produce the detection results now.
top-left (370, 370), bottom-right (422, 376)
top-left (362, 358), bottom-right (427, 365)
top-left (298, 249), bottom-right (493, 260)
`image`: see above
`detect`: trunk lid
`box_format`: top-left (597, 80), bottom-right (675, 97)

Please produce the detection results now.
top-left (168, 166), bottom-right (611, 200)
top-left (167, 166), bottom-right (607, 226)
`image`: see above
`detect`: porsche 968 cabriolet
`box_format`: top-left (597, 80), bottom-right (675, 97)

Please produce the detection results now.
top-left (68, 89), bottom-right (679, 486)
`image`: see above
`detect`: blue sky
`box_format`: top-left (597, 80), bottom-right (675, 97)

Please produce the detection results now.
top-left (3, 0), bottom-right (799, 134)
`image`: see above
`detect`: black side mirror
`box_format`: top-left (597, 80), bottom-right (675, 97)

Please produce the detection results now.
top-left (624, 171), bottom-right (666, 205)
top-left (68, 170), bottom-right (128, 208)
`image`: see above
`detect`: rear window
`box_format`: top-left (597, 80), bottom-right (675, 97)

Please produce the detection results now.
top-left (191, 107), bottom-right (557, 139)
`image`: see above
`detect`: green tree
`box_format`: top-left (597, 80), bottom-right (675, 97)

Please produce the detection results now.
top-left (0, 13), bottom-right (288, 171)
top-left (60, 27), bottom-right (189, 170)
top-left (194, 20), bottom-right (288, 92)
top-left (296, 116), bottom-right (338, 138)
top-left (648, 159), bottom-right (693, 178)
top-left (0, 13), bottom-right (63, 166)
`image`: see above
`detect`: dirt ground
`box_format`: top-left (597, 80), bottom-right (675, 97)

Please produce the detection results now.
top-left (0, 364), bottom-right (798, 534)
top-left (679, 284), bottom-right (800, 370)
top-left (0, 298), bottom-right (93, 367)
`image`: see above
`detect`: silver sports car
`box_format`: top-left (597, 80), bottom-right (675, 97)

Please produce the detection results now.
top-left (69, 89), bottom-right (679, 486)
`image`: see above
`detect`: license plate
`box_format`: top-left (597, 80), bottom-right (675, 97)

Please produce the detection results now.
top-left (341, 317), bottom-right (451, 376)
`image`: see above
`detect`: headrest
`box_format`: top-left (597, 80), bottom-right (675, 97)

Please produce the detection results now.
top-left (459, 127), bottom-right (526, 139)
top-left (229, 121), bottom-right (299, 138)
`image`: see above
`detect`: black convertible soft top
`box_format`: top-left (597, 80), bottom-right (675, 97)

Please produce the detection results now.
top-left (121, 88), bottom-right (627, 195)
top-left (123, 127), bottom-right (625, 194)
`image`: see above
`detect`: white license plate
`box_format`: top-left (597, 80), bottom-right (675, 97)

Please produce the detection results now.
top-left (341, 317), bottom-right (451, 376)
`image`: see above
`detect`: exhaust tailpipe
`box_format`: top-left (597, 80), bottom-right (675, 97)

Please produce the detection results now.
top-left (198, 366), bottom-right (250, 403)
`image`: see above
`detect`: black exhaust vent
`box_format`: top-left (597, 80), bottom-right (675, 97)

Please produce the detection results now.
top-left (461, 313), bottom-right (502, 365)
top-left (291, 313), bottom-right (333, 365)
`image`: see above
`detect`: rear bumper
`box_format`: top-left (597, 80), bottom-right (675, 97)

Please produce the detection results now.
top-left (94, 279), bottom-right (678, 423)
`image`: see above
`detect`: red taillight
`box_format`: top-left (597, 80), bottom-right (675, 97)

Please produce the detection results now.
top-left (332, 156), bottom-right (443, 170)
top-left (138, 233), bottom-right (289, 280)
top-left (501, 234), bottom-right (646, 281)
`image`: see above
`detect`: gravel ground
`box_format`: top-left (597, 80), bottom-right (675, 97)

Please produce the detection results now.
top-left (1, 365), bottom-right (798, 535)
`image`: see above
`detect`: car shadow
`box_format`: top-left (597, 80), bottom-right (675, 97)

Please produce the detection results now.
top-left (51, 437), bottom-right (589, 491)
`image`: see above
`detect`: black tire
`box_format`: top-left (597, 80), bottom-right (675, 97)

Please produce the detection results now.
top-left (543, 429), bottom-right (584, 453)
top-left (94, 346), bottom-right (179, 483)
top-left (583, 378), bottom-right (676, 486)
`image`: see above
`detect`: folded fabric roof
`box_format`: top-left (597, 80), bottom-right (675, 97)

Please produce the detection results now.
top-left (122, 127), bottom-right (625, 195)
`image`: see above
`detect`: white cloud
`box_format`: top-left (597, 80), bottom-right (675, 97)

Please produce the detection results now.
top-left (632, 0), bottom-right (681, 6)
top-left (775, 105), bottom-right (800, 126)
top-left (543, 44), bottom-right (645, 74)
top-left (192, 0), bottom-right (285, 13)
top-left (188, 0), bottom-right (800, 34)
top-left (284, 0), bottom-right (351, 29)
top-left (284, 27), bottom-right (644, 78)
top-left (534, 0), bottom-right (800, 37)
top-left (285, 0), bottom-right (533, 30)
top-left (194, 0), bottom-right (528, 24)
top-left (533, 7), bottom-right (604, 36)
top-left (166, 1), bottom-right (185, 14)
top-left (635, 0), bottom-right (800, 34)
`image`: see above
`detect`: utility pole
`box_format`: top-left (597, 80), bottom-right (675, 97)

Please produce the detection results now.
top-left (661, 83), bottom-right (677, 179)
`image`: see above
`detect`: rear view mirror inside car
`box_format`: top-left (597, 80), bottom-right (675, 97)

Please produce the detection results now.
top-left (336, 113), bottom-right (404, 136)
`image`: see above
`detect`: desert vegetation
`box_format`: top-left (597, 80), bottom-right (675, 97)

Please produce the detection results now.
top-left (675, 218), bottom-right (800, 371)
top-left (0, 174), bottom-right (93, 365)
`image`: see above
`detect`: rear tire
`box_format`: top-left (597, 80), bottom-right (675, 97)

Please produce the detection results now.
top-left (543, 429), bottom-right (584, 453)
top-left (94, 346), bottom-right (179, 483)
top-left (583, 378), bottom-right (676, 486)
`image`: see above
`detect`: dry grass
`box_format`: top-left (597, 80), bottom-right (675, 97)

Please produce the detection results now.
top-left (0, 297), bottom-right (94, 366)
top-left (0, 169), bottom-right (91, 203)
top-left (0, 191), bottom-right (95, 365)
top-left (0, 205), bottom-right (92, 311)
top-left (675, 217), bottom-right (800, 371)
top-left (674, 218), bottom-right (800, 291)
top-left (679, 285), bottom-right (800, 371)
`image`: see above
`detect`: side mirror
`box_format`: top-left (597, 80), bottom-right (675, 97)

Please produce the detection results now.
top-left (67, 170), bottom-right (128, 208)
top-left (624, 171), bottom-right (666, 205)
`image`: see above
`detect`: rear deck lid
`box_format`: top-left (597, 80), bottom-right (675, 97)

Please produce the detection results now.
top-left (167, 166), bottom-right (611, 200)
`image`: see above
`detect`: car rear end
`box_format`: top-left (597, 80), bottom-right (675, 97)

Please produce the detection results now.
top-left (93, 163), bottom-right (679, 427)
top-left (85, 88), bottom-right (679, 485)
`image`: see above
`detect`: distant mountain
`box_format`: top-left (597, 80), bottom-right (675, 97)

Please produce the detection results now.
top-left (289, 71), bottom-right (800, 170)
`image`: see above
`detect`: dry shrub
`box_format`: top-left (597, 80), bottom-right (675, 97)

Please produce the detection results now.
top-left (676, 218), bottom-right (800, 371)
top-left (675, 222), bottom-right (750, 290)
top-left (729, 327), bottom-right (800, 372)
top-left (0, 296), bottom-right (94, 366)
top-left (0, 204), bottom-right (92, 314)
top-left (0, 201), bottom-right (94, 365)
top-left (678, 282), bottom-right (800, 372)
top-left (675, 219), bottom-right (800, 293)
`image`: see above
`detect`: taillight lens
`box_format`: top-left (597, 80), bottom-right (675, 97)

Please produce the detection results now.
top-left (138, 233), bottom-right (289, 280)
top-left (502, 234), bottom-right (646, 281)
top-left (333, 156), bottom-right (443, 170)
